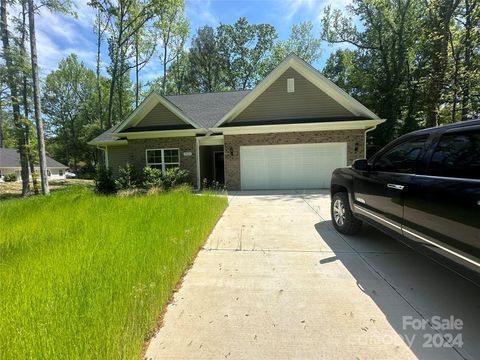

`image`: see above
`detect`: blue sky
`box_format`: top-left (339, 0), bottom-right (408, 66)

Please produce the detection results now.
top-left (34, 0), bottom-right (351, 82)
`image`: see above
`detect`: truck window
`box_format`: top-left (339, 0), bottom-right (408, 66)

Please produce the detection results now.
top-left (372, 136), bottom-right (428, 174)
top-left (427, 129), bottom-right (480, 180)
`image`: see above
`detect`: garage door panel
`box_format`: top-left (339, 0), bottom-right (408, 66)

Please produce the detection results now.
top-left (240, 143), bottom-right (347, 190)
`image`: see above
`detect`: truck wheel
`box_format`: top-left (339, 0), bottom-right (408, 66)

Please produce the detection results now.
top-left (331, 192), bottom-right (362, 235)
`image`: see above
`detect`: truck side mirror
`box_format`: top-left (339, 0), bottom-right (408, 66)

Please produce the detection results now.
top-left (352, 159), bottom-right (369, 171)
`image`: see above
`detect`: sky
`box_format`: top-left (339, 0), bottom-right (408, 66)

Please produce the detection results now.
top-left (33, 0), bottom-right (352, 83)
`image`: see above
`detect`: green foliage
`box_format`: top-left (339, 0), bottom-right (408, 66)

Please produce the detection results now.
top-left (3, 173), bottom-right (17, 182)
top-left (161, 167), bottom-right (190, 190)
top-left (115, 163), bottom-right (139, 190)
top-left (0, 186), bottom-right (227, 359)
top-left (188, 26), bottom-right (225, 92)
top-left (140, 166), bottom-right (163, 189)
top-left (43, 54), bottom-right (102, 175)
top-left (217, 17), bottom-right (278, 90)
top-left (94, 166), bottom-right (116, 194)
top-left (262, 21), bottom-right (322, 76)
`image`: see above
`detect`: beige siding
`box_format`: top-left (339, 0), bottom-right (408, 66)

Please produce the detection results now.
top-left (108, 146), bottom-right (130, 177)
top-left (136, 103), bottom-right (186, 128)
top-left (231, 68), bottom-right (355, 124)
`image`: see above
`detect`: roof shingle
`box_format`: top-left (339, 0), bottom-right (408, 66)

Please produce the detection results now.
top-left (0, 148), bottom-right (67, 168)
top-left (90, 90), bottom-right (250, 144)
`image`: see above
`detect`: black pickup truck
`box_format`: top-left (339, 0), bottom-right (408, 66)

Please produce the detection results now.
top-left (330, 119), bottom-right (480, 275)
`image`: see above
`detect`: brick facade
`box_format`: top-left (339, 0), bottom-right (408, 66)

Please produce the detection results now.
top-left (224, 130), bottom-right (365, 190)
top-left (127, 137), bottom-right (197, 184)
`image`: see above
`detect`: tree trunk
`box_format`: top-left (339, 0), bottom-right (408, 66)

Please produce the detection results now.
top-left (27, 0), bottom-right (49, 195)
top-left (95, 11), bottom-right (103, 129)
top-left (21, 0), bottom-right (39, 194)
top-left (162, 45), bottom-right (168, 94)
top-left (0, 97), bottom-right (3, 148)
top-left (135, 35), bottom-right (139, 106)
top-left (461, 0), bottom-right (474, 120)
top-left (1, 0), bottom-right (30, 196)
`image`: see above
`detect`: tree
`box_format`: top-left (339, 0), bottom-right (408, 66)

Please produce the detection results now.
top-left (28, 0), bottom-right (48, 194)
top-left (1, 0), bottom-right (30, 195)
top-left (263, 21), bottom-right (322, 75)
top-left (188, 25), bottom-right (224, 93)
top-left (166, 50), bottom-right (192, 94)
top-left (43, 54), bottom-right (97, 174)
top-left (93, 8), bottom-right (109, 129)
top-left (89, 0), bottom-right (160, 127)
top-left (154, 0), bottom-right (188, 95)
top-left (217, 17), bottom-right (277, 90)
top-left (423, 0), bottom-right (461, 127)
top-left (322, 0), bottom-right (421, 146)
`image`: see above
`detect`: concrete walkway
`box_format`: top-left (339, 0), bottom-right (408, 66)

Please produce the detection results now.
top-left (144, 190), bottom-right (480, 360)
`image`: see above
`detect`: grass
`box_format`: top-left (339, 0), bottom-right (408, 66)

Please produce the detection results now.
top-left (0, 179), bottom-right (94, 200)
top-left (0, 186), bottom-right (227, 359)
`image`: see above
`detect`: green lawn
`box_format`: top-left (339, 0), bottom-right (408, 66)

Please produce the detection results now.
top-left (0, 187), bottom-right (227, 359)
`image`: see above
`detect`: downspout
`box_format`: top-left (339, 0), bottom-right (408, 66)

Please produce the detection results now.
top-left (364, 125), bottom-right (378, 158)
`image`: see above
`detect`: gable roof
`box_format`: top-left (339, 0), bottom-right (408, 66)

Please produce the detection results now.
top-left (89, 53), bottom-right (381, 145)
top-left (213, 54), bottom-right (380, 127)
top-left (89, 90), bottom-right (250, 144)
top-left (0, 148), bottom-right (67, 168)
top-left (115, 92), bottom-right (202, 133)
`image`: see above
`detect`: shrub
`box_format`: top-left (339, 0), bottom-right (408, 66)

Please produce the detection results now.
top-left (4, 173), bottom-right (17, 182)
top-left (115, 164), bottom-right (138, 190)
top-left (94, 167), bottom-right (116, 194)
top-left (162, 167), bottom-right (190, 190)
top-left (141, 166), bottom-right (163, 189)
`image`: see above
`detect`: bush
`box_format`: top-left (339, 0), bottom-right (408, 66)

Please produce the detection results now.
top-left (162, 167), bottom-right (190, 190)
top-left (94, 167), bottom-right (116, 194)
top-left (4, 173), bottom-right (17, 182)
top-left (141, 167), bottom-right (163, 189)
top-left (115, 164), bottom-right (138, 190)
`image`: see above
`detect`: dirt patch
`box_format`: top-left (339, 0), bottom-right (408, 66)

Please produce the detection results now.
top-left (0, 179), bottom-right (94, 200)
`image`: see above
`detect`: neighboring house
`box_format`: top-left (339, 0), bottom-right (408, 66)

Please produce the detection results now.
top-left (89, 54), bottom-right (384, 190)
top-left (0, 148), bottom-right (68, 181)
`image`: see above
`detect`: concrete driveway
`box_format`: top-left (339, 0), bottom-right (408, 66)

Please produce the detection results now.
top-left (145, 190), bottom-right (480, 360)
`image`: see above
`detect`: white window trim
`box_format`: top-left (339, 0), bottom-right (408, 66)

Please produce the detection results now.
top-left (287, 78), bottom-right (295, 93)
top-left (145, 148), bottom-right (180, 172)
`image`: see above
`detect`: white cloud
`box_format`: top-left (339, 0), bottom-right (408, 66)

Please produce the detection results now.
top-left (34, 2), bottom-right (100, 75)
top-left (186, 0), bottom-right (218, 31)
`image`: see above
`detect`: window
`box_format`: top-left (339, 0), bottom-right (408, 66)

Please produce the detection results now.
top-left (59, 169), bottom-right (64, 176)
top-left (427, 130), bottom-right (480, 180)
top-left (372, 136), bottom-right (428, 173)
top-left (47, 169), bottom-right (52, 177)
top-left (287, 78), bottom-right (295, 93)
top-left (146, 149), bottom-right (180, 172)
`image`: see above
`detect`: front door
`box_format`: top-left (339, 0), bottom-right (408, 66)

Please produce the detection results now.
top-left (213, 151), bottom-right (224, 184)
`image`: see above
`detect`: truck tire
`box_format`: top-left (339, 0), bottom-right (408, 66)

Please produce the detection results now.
top-left (331, 192), bottom-right (362, 235)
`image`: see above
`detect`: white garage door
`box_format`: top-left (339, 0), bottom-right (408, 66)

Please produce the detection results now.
top-left (240, 143), bottom-right (347, 190)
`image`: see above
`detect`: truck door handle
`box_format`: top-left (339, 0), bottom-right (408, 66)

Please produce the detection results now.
top-left (387, 183), bottom-right (404, 190)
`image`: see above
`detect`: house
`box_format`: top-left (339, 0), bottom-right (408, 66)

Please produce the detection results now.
top-left (0, 148), bottom-right (68, 181)
top-left (89, 54), bottom-right (384, 190)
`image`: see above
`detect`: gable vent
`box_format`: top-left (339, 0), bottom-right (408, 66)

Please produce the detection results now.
top-left (287, 78), bottom-right (295, 93)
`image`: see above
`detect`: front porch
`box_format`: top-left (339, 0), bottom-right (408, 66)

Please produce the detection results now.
top-left (196, 135), bottom-right (225, 189)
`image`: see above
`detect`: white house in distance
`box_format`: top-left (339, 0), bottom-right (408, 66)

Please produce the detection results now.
top-left (0, 148), bottom-right (68, 181)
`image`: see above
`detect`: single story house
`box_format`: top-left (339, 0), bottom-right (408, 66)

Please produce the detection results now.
top-left (89, 54), bottom-right (384, 190)
top-left (0, 148), bottom-right (68, 181)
